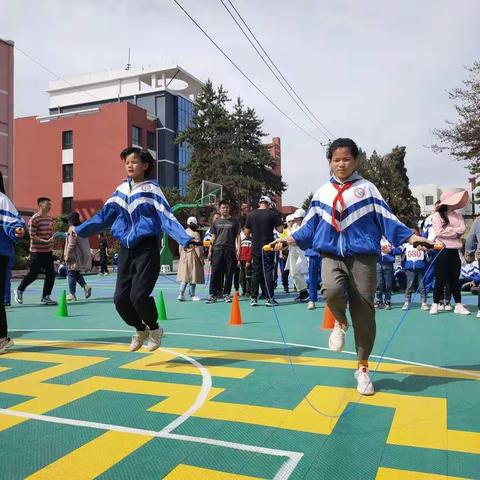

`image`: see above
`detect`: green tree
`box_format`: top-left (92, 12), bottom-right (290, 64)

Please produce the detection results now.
top-left (302, 192), bottom-right (313, 211)
top-left (176, 82), bottom-right (286, 209)
top-left (432, 61), bottom-right (480, 172)
top-left (358, 147), bottom-right (420, 226)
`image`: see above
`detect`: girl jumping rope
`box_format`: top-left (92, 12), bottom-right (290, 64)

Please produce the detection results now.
top-left (74, 147), bottom-right (194, 352)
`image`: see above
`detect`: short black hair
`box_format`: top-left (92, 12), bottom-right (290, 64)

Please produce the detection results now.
top-left (327, 138), bottom-right (359, 160)
top-left (67, 211), bottom-right (81, 226)
top-left (37, 197), bottom-right (51, 205)
top-left (120, 147), bottom-right (155, 179)
top-left (218, 200), bottom-right (230, 207)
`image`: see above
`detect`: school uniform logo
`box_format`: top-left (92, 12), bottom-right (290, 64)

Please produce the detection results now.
top-left (354, 187), bottom-right (365, 198)
top-left (141, 184), bottom-right (152, 192)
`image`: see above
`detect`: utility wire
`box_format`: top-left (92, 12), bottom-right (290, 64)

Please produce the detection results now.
top-left (220, 0), bottom-right (332, 141)
top-left (225, 0), bottom-right (335, 140)
top-left (172, 0), bottom-right (327, 147)
top-left (15, 45), bottom-right (101, 102)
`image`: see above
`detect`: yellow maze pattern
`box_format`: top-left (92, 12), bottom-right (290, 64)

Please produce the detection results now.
top-left (0, 339), bottom-right (477, 479)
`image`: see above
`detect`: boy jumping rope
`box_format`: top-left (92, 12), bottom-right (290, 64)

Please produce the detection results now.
top-left (273, 138), bottom-right (429, 395)
top-left (74, 147), bottom-right (194, 352)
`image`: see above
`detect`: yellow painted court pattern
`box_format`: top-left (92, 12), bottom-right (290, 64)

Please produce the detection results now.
top-left (0, 336), bottom-right (479, 479)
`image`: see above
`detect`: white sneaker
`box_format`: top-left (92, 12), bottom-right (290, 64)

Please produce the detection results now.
top-left (14, 289), bottom-right (23, 305)
top-left (402, 302), bottom-right (410, 311)
top-left (191, 296), bottom-right (201, 302)
top-left (66, 293), bottom-right (77, 301)
top-left (129, 329), bottom-right (149, 352)
top-left (177, 294), bottom-right (185, 302)
top-left (476, 311), bottom-right (480, 319)
top-left (444, 304), bottom-right (453, 311)
top-left (421, 302), bottom-right (429, 311)
top-left (84, 285), bottom-right (92, 299)
top-left (0, 337), bottom-right (14, 354)
top-left (454, 304), bottom-right (471, 315)
top-left (307, 301), bottom-right (315, 310)
top-left (328, 323), bottom-right (347, 352)
top-left (438, 304), bottom-right (445, 311)
top-left (147, 327), bottom-right (164, 352)
top-left (429, 303), bottom-right (439, 315)
top-left (355, 367), bottom-right (374, 395)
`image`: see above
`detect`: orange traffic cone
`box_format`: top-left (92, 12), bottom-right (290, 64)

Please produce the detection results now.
top-left (229, 291), bottom-right (243, 326)
top-left (322, 304), bottom-right (335, 330)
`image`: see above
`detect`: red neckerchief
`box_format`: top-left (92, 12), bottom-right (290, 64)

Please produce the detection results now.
top-left (331, 181), bottom-right (353, 232)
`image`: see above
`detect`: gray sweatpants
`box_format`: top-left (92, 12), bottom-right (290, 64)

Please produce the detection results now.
top-left (321, 253), bottom-right (377, 361)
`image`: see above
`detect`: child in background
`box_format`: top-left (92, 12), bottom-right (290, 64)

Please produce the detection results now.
top-left (177, 216), bottom-right (204, 302)
top-left (238, 227), bottom-right (252, 297)
top-left (306, 248), bottom-right (322, 310)
top-left (64, 212), bottom-right (92, 301)
top-left (375, 237), bottom-right (402, 310)
top-left (400, 228), bottom-right (429, 310)
top-left (75, 147), bottom-right (194, 352)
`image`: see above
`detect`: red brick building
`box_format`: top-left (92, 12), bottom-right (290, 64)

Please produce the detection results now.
top-left (14, 102), bottom-right (156, 219)
top-left (0, 39), bottom-right (14, 195)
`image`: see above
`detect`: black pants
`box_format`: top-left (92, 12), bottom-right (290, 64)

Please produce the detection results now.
top-left (433, 248), bottom-right (461, 304)
top-left (251, 251), bottom-right (274, 299)
top-left (239, 260), bottom-right (251, 295)
top-left (0, 256), bottom-right (8, 338)
top-left (100, 257), bottom-right (109, 274)
top-left (18, 252), bottom-right (55, 298)
top-left (114, 238), bottom-right (160, 331)
top-left (209, 249), bottom-right (236, 297)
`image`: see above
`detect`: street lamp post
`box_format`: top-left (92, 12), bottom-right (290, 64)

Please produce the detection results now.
top-left (469, 176), bottom-right (476, 219)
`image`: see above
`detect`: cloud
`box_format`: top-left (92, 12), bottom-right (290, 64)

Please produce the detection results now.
top-left (2, 0), bottom-right (478, 205)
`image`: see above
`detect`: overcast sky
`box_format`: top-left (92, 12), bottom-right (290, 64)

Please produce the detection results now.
top-left (1, 0), bottom-right (478, 205)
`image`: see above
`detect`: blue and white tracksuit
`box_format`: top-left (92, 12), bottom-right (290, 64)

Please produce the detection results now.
top-left (77, 178), bottom-right (192, 332)
top-left (400, 243), bottom-right (429, 303)
top-left (376, 239), bottom-right (402, 304)
top-left (0, 193), bottom-right (26, 337)
top-left (292, 172), bottom-right (412, 361)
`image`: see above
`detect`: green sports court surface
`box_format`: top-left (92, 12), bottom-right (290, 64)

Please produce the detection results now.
top-left (0, 273), bottom-right (479, 479)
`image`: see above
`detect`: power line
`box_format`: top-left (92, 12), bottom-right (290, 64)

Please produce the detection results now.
top-left (225, 0), bottom-right (335, 140)
top-left (14, 45), bottom-right (101, 102)
top-left (220, 0), bottom-right (332, 141)
top-left (172, 0), bottom-right (327, 147)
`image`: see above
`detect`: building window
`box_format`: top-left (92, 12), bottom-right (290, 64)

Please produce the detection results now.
top-left (425, 195), bottom-right (434, 206)
top-left (147, 131), bottom-right (156, 150)
top-left (62, 197), bottom-right (73, 214)
top-left (62, 164), bottom-right (73, 183)
top-left (132, 126), bottom-right (142, 146)
top-left (62, 130), bottom-right (73, 149)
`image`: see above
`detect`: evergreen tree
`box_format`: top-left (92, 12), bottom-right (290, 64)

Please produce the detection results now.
top-left (302, 192), bottom-right (314, 211)
top-left (358, 147), bottom-right (420, 226)
top-left (176, 82), bottom-right (286, 209)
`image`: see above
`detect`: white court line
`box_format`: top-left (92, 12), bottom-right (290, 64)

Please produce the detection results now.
top-left (10, 328), bottom-right (480, 379)
top-left (0, 408), bottom-right (302, 480)
top-left (0, 338), bottom-right (303, 479)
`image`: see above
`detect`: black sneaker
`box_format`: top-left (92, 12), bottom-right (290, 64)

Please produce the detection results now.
top-left (284, 287), bottom-right (289, 294)
top-left (294, 289), bottom-right (309, 302)
top-left (374, 302), bottom-right (383, 309)
top-left (266, 299), bottom-right (279, 307)
top-left (205, 295), bottom-right (217, 304)
top-left (250, 297), bottom-right (258, 307)
top-left (384, 301), bottom-right (392, 310)
top-left (223, 294), bottom-right (232, 303)
top-left (41, 296), bottom-right (58, 306)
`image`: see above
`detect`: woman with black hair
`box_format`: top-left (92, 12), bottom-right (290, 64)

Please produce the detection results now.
top-left (430, 190), bottom-right (470, 315)
top-left (0, 172), bottom-right (26, 352)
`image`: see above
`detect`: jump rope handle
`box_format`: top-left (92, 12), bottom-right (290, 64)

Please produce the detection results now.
top-left (263, 240), bottom-right (288, 252)
top-left (412, 240), bottom-right (444, 250)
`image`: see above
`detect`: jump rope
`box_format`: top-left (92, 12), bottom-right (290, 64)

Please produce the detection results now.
top-left (160, 239), bottom-right (444, 418)
top-left (260, 241), bottom-right (445, 418)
